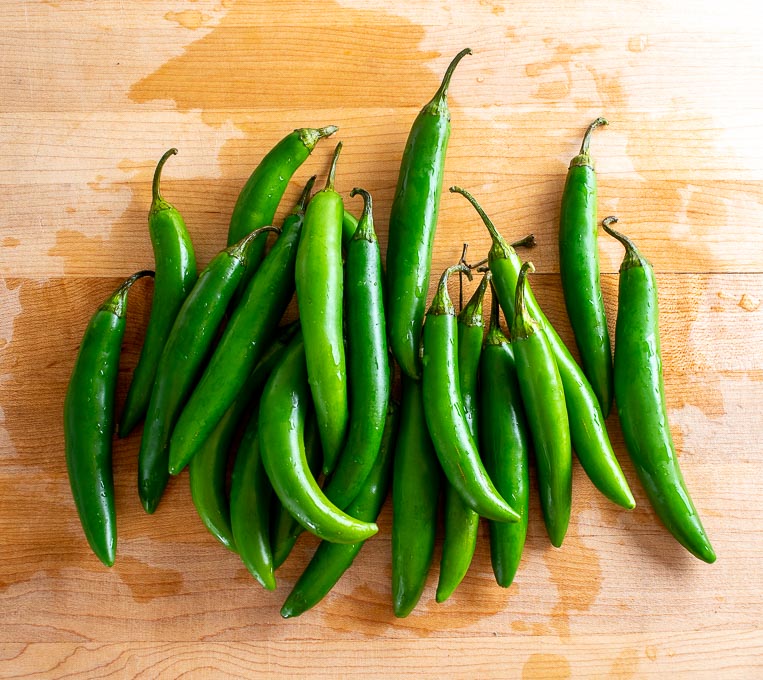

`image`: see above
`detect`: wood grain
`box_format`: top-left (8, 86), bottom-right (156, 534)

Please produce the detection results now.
top-left (1, 0), bottom-right (761, 677)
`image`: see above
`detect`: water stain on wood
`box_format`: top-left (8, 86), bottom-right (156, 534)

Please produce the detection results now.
top-left (521, 653), bottom-right (571, 679)
top-left (116, 555), bottom-right (184, 603)
top-left (165, 10), bottom-right (213, 30)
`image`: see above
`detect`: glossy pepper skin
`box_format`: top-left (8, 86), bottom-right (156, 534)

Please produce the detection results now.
top-left (228, 126), bottom-right (337, 282)
top-left (392, 376), bottom-right (441, 618)
top-left (64, 270), bottom-right (153, 566)
top-left (295, 143), bottom-right (348, 475)
top-left (137, 226), bottom-right (277, 514)
top-left (120, 150), bottom-right (197, 437)
top-left (480, 290), bottom-right (530, 586)
top-left (450, 186), bottom-right (635, 511)
top-left (512, 263), bottom-right (572, 547)
top-left (280, 401), bottom-right (399, 618)
top-left (230, 411), bottom-right (273, 589)
top-left (190, 325), bottom-right (297, 554)
top-left (322, 188), bottom-right (390, 510)
top-left (422, 263), bottom-right (520, 524)
top-left (169, 178), bottom-right (314, 474)
top-left (559, 118), bottom-right (613, 416)
top-left (603, 217), bottom-right (716, 564)
top-left (386, 48), bottom-right (471, 380)
top-left (258, 333), bottom-right (378, 544)
top-left (436, 271), bottom-right (489, 603)
top-left (270, 416), bottom-right (323, 570)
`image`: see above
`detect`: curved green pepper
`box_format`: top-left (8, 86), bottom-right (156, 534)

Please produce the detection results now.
top-left (386, 48), bottom-right (471, 379)
top-left (422, 263), bottom-right (519, 523)
top-left (65, 270), bottom-right (153, 566)
top-left (120, 149), bottom-right (197, 436)
top-left (322, 188), bottom-right (390, 510)
top-left (295, 143), bottom-right (348, 474)
top-left (281, 401), bottom-right (399, 618)
top-left (603, 217), bottom-right (715, 563)
top-left (559, 118), bottom-right (613, 416)
top-left (436, 271), bottom-right (489, 603)
top-left (258, 333), bottom-right (378, 544)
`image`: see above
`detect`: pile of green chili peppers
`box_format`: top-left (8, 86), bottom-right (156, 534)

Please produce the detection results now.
top-left (63, 48), bottom-right (715, 620)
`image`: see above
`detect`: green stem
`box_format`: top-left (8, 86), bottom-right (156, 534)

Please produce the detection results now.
top-left (152, 148), bottom-right (178, 207)
top-left (429, 263), bottom-right (471, 316)
top-left (602, 216), bottom-right (645, 270)
top-left (580, 117), bottom-right (608, 155)
top-left (449, 186), bottom-right (512, 258)
top-left (104, 269), bottom-right (155, 317)
top-left (512, 262), bottom-right (536, 340)
top-left (296, 175), bottom-right (317, 213)
top-left (325, 141), bottom-right (342, 191)
top-left (427, 48), bottom-right (472, 110)
top-left (349, 187), bottom-right (376, 242)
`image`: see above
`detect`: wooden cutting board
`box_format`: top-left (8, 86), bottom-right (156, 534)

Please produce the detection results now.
top-left (1, 1), bottom-right (761, 677)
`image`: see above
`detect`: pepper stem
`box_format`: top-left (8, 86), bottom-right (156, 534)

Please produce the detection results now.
top-left (458, 243), bottom-right (469, 310)
top-left (296, 175), bottom-right (317, 213)
top-left (349, 187), bottom-right (376, 242)
top-left (602, 216), bottom-right (645, 270)
top-left (152, 148), bottom-right (178, 205)
top-left (429, 263), bottom-right (471, 317)
top-left (428, 48), bottom-right (472, 109)
top-left (512, 261), bottom-right (536, 340)
top-left (297, 125), bottom-right (339, 151)
top-left (325, 141), bottom-right (342, 191)
top-left (229, 225), bottom-right (281, 263)
top-left (449, 186), bottom-right (512, 258)
top-left (458, 270), bottom-right (491, 327)
top-left (580, 117), bottom-right (608, 155)
top-left (104, 269), bottom-right (155, 317)
top-left (485, 281), bottom-right (508, 346)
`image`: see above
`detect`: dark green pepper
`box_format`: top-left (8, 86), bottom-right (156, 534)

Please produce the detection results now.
top-left (559, 118), bottom-right (613, 416)
top-left (65, 270), bottom-right (153, 566)
top-left (603, 217), bottom-right (715, 564)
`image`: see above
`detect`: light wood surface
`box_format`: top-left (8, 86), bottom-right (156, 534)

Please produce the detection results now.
top-left (1, 1), bottom-right (761, 677)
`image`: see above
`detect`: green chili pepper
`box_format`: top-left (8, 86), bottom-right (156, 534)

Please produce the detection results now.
top-left (322, 188), bottom-right (390, 510)
top-left (512, 262), bottom-right (572, 547)
top-left (270, 415), bottom-right (323, 570)
top-left (436, 271), bottom-right (490, 603)
top-left (603, 217), bottom-right (716, 563)
top-left (259, 332), bottom-right (378, 544)
top-left (422, 263), bottom-right (520, 524)
top-left (120, 150), bottom-right (197, 437)
top-left (295, 142), bottom-right (348, 475)
top-left (137, 226), bottom-right (278, 513)
top-left (386, 48), bottom-right (471, 380)
top-left (190, 324), bottom-right (297, 554)
top-left (480, 289), bottom-right (530, 586)
top-left (392, 376), bottom-right (441, 618)
top-left (280, 401), bottom-right (399, 618)
top-left (228, 126), bottom-right (337, 283)
top-left (559, 118), bottom-right (613, 416)
top-left (65, 270), bottom-right (153, 566)
top-left (451, 186), bottom-right (635, 511)
top-left (169, 177), bottom-right (314, 474)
